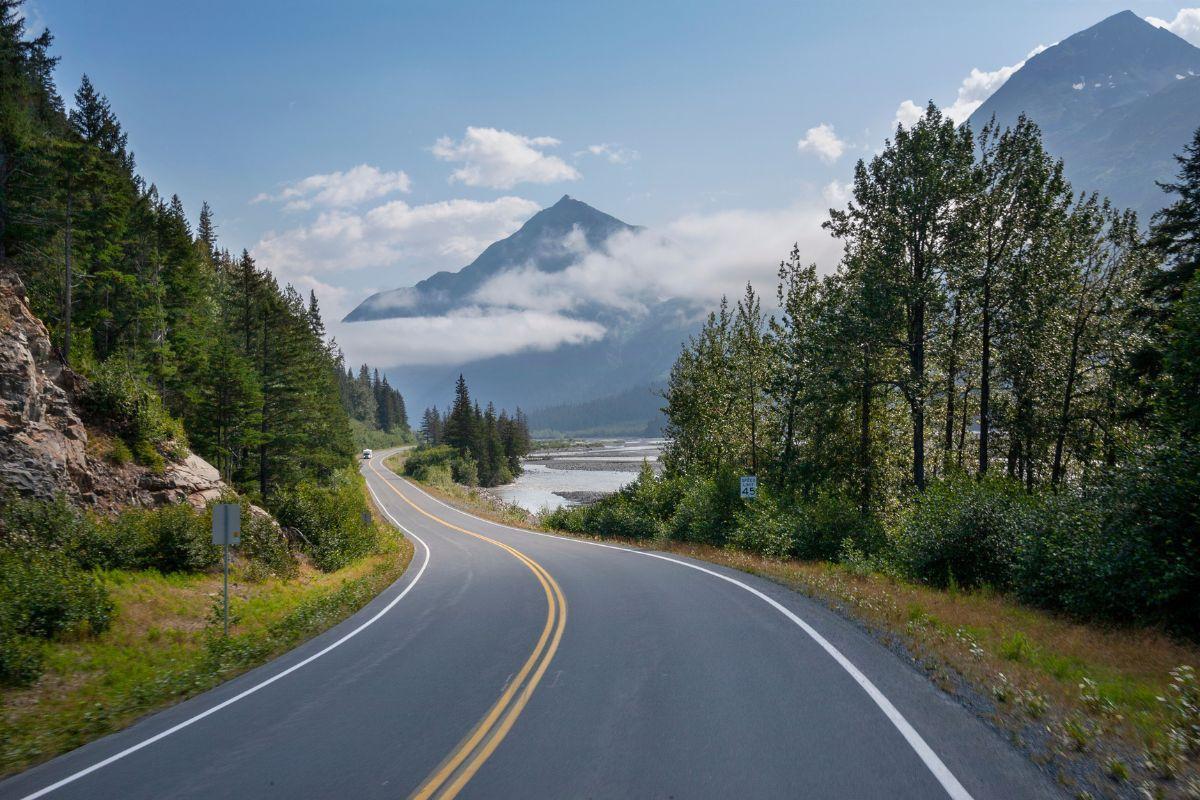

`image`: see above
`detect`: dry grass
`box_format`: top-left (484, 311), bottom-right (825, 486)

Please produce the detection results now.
top-left (0, 496), bottom-right (415, 778)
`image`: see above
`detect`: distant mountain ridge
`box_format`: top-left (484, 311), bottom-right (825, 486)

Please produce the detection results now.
top-left (968, 9), bottom-right (1200, 220)
top-left (343, 196), bottom-right (638, 321)
top-left (344, 196), bottom-right (700, 433)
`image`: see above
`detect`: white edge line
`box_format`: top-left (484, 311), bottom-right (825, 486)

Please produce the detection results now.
top-left (17, 474), bottom-right (431, 800)
top-left (394, 469), bottom-right (974, 800)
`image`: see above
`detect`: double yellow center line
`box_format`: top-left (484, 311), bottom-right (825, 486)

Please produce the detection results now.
top-left (368, 460), bottom-right (567, 799)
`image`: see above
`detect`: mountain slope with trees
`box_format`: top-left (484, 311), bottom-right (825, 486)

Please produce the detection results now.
top-left (0, 1), bottom-right (408, 498)
top-left (0, 0), bottom-right (412, 710)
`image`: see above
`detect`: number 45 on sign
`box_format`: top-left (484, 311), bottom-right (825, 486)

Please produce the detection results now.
top-left (740, 475), bottom-right (757, 500)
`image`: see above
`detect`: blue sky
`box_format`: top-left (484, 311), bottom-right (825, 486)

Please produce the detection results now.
top-left (28, 0), bottom-right (1200, 366)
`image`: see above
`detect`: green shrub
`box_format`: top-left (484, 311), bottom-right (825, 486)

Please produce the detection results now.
top-left (451, 456), bottom-right (478, 487)
top-left (83, 359), bottom-right (189, 463)
top-left (234, 500), bottom-right (298, 581)
top-left (1010, 490), bottom-right (1104, 614)
top-left (729, 488), bottom-right (800, 558)
top-left (543, 469), bottom-right (667, 541)
top-left (100, 505), bottom-right (219, 573)
top-left (667, 471), bottom-right (741, 546)
top-left (733, 489), bottom-right (883, 561)
top-left (107, 438), bottom-right (133, 465)
top-left (404, 445), bottom-right (480, 487)
top-left (895, 476), bottom-right (1035, 590)
top-left (0, 496), bottom-right (133, 573)
top-left (0, 550), bottom-right (113, 640)
top-left (1046, 442), bottom-right (1200, 632)
top-left (584, 499), bottom-right (660, 540)
top-left (273, 469), bottom-right (378, 572)
top-left (0, 623), bottom-right (44, 687)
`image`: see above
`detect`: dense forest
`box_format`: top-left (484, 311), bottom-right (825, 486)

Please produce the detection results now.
top-left (550, 104), bottom-right (1200, 636)
top-left (409, 375), bottom-right (532, 487)
top-left (0, 1), bottom-right (408, 498)
top-left (0, 0), bottom-right (417, 688)
top-left (338, 362), bottom-right (410, 448)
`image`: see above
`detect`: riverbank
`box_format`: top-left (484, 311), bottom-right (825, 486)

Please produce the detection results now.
top-left (490, 438), bottom-right (663, 513)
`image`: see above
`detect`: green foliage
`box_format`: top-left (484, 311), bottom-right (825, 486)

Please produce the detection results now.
top-left (83, 360), bottom-right (189, 464)
top-left (0, 624), bottom-right (44, 687)
top-left (667, 470), bottom-right (741, 546)
top-left (337, 362), bottom-right (410, 441)
top-left (417, 376), bottom-right (531, 486)
top-left (0, 494), bottom-right (111, 567)
top-left (0, 550), bottom-right (112, 641)
top-left (108, 505), bottom-right (219, 574)
top-left (403, 445), bottom-right (477, 487)
top-left (349, 417), bottom-right (413, 451)
top-left (732, 489), bottom-right (883, 561)
top-left (896, 476), bottom-right (1035, 590)
top-left (273, 469), bottom-right (378, 572)
top-left (235, 501), bottom-right (298, 581)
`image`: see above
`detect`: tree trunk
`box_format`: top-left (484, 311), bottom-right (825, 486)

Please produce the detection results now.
top-left (1051, 324), bottom-right (1083, 487)
top-left (781, 383), bottom-right (799, 487)
top-left (942, 298), bottom-right (961, 473)
top-left (911, 299), bottom-right (926, 491)
top-left (957, 385), bottom-right (971, 469)
top-left (859, 355), bottom-right (872, 514)
top-left (258, 323), bottom-right (271, 498)
top-left (978, 272), bottom-right (991, 476)
top-left (1104, 385), bottom-right (1117, 468)
top-left (63, 192), bottom-right (73, 364)
top-left (748, 371), bottom-right (758, 475)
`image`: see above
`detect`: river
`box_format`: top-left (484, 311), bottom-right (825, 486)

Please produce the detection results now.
top-left (492, 438), bottom-right (664, 514)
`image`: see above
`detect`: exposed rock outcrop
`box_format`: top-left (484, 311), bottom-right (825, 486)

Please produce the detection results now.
top-left (0, 270), bottom-right (226, 513)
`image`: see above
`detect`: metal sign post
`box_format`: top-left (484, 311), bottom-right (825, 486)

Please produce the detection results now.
top-left (740, 475), bottom-right (758, 500)
top-left (211, 503), bottom-right (241, 636)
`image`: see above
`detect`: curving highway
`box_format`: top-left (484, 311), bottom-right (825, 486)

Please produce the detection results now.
top-left (0, 452), bottom-right (1062, 799)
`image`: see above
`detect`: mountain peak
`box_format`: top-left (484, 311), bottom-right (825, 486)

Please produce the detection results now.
top-left (968, 7), bottom-right (1200, 222)
top-left (342, 197), bottom-right (638, 322)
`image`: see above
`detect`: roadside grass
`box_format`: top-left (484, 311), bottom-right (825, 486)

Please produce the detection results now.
top-left (0, 505), bottom-right (413, 778)
top-left (388, 457), bottom-right (1200, 798)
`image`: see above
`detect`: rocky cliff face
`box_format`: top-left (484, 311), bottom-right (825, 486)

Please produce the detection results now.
top-left (0, 271), bottom-right (225, 512)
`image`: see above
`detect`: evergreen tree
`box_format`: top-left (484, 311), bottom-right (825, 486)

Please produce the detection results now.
top-left (443, 375), bottom-right (476, 454)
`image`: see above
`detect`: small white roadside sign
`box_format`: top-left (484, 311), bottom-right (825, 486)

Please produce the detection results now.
top-left (740, 475), bottom-right (758, 500)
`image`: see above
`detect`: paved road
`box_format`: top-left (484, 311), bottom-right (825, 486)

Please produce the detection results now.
top-left (1, 453), bottom-right (1062, 799)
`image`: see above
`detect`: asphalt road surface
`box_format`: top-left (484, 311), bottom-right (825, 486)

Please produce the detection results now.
top-left (1, 452), bottom-right (1063, 799)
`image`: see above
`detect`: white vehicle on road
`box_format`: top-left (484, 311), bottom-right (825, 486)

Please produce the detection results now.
top-left (362, 449), bottom-right (372, 459)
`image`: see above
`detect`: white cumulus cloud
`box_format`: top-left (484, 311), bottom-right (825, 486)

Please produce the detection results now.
top-left (253, 164), bottom-right (411, 211)
top-left (893, 43), bottom-right (1051, 129)
top-left (796, 123), bottom-right (847, 163)
top-left (892, 99), bottom-right (924, 130)
top-left (579, 143), bottom-right (639, 164)
top-left (253, 195), bottom-right (541, 287)
top-left (330, 308), bottom-right (606, 367)
top-left (822, 180), bottom-right (851, 206)
top-left (432, 127), bottom-right (581, 189)
top-left (1147, 8), bottom-right (1200, 46)
top-left (471, 203), bottom-right (841, 317)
